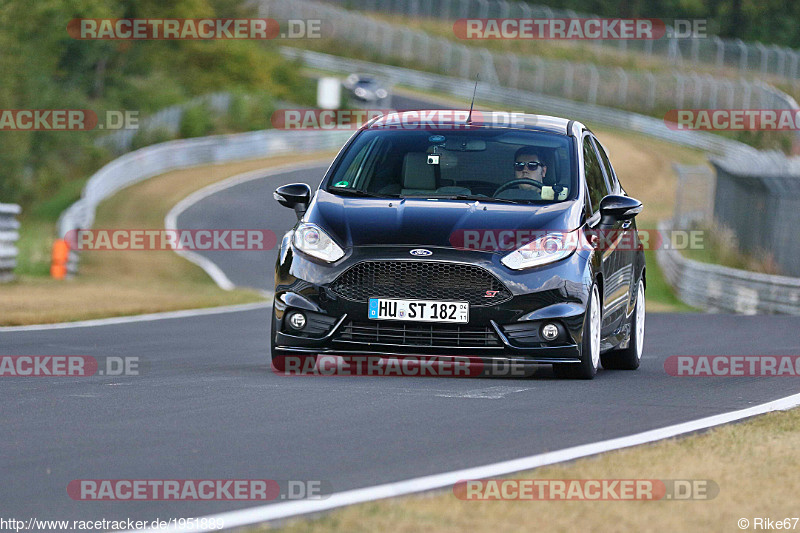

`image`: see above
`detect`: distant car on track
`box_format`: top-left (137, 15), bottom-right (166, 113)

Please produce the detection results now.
top-left (342, 73), bottom-right (391, 104)
top-left (271, 111), bottom-right (646, 379)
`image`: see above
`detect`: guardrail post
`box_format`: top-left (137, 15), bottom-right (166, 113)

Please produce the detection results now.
top-left (705, 74), bottom-right (718, 108)
top-left (563, 62), bottom-right (574, 100)
top-left (0, 203), bottom-right (21, 283)
top-left (507, 54), bottom-right (520, 89)
top-left (588, 65), bottom-right (599, 105)
top-left (789, 51), bottom-right (799, 88)
top-left (673, 71), bottom-right (685, 108)
top-left (477, 0), bottom-right (488, 18)
top-left (774, 45), bottom-right (787, 78)
top-left (714, 36), bottom-right (724, 69)
top-left (734, 39), bottom-right (746, 71)
top-left (691, 73), bottom-right (703, 107)
top-left (756, 42), bottom-right (768, 76)
top-left (459, 45), bottom-right (472, 79)
top-left (645, 72), bottom-right (656, 110)
top-left (740, 78), bottom-right (752, 108)
top-left (497, 0), bottom-right (509, 19)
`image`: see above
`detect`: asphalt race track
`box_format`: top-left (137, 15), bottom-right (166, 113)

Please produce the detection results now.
top-left (2, 95), bottom-right (800, 527)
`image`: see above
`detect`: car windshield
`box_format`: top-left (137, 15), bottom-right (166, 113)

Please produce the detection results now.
top-left (325, 128), bottom-right (576, 203)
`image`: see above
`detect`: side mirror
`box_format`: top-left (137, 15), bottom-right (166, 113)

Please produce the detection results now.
top-left (274, 183), bottom-right (312, 220)
top-left (599, 195), bottom-right (642, 227)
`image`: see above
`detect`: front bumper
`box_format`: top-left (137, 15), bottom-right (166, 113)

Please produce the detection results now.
top-left (273, 245), bottom-right (592, 364)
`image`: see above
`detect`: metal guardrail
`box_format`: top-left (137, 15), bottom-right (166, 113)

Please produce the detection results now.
top-left (0, 203), bottom-right (21, 283)
top-left (57, 129), bottom-right (354, 273)
top-left (656, 220), bottom-right (800, 314)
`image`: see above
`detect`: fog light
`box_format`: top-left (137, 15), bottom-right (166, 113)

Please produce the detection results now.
top-left (541, 323), bottom-right (559, 341)
top-left (288, 312), bottom-right (307, 331)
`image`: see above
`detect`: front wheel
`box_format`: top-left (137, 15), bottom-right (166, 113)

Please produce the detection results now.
top-left (601, 278), bottom-right (645, 370)
top-left (553, 283), bottom-right (601, 380)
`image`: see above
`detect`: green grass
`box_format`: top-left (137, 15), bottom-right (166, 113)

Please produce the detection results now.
top-left (15, 177), bottom-right (88, 277)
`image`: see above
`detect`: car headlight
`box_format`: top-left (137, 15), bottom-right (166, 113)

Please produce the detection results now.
top-left (375, 89), bottom-right (388, 99)
top-left (292, 223), bottom-right (345, 263)
top-left (501, 231), bottom-right (578, 270)
top-left (354, 87), bottom-right (368, 98)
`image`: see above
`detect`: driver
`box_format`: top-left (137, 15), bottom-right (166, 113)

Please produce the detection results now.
top-left (513, 147), bottom-right (547, 191)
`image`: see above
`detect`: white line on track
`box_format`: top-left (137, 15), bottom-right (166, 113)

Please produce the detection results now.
top-left (0, 302), bottom-right (270, 332)
top-left (434, 386), bottom-right (532, 399)
top-left (133, 391), bottom-right (800, 532)
top-left (164, 160), bottom-right (332, 291)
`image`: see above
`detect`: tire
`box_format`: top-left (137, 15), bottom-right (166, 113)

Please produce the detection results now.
top-left (553, 283), bottom-right (601, 380)
top-left (601, 278), bottom-right (645, 371)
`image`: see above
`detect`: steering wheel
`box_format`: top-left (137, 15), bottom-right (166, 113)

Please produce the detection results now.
top-left (493, 178), bottom-right (545, 196)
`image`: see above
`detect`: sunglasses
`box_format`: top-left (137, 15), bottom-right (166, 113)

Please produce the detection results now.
top-left (514, 161), bottom-right (544, 171)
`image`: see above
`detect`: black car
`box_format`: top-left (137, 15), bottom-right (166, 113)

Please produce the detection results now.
top-left (271, 111), bottom-right (645, 379)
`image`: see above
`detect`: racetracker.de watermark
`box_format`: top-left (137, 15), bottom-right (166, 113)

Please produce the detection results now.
top-left (0, 356), bottom-right (141, 377)
top-left (270, 109), bottom-right (543, 130)
top-left (67, 479), bottom-right (330, 500)
top-left (453, 18), bottom-right (667, 40)
top-left (272, 355), bottom-right (538, 378)
top-left (0, 110), bottom-right (137, 131)
top-left (665, 109), bottom-right (800, 131)
top-left (65, 229), bottom-right (277, 251)
top-left (67, 18), bottom-right (324, 39)
top-left (453, 479), bottom-right (718, 500)
top-left (665, 356), bottom-right (800, 377)
top-left (449, 229), bottom-right (705, 253)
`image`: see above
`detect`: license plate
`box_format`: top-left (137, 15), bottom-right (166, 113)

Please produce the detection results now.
top-left (368, 298), bottom-right (469, 323)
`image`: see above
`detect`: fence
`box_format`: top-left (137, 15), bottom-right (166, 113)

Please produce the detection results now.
top-left (57, 129), bottom-right (354, 274)
top-left (710, 153), bottom-right (800, 277)
top-left (322, 0), bottom-right (800, 88)
top-left (263, 0), bottom-right (800, 118)
top-left (671, 164), bottom-right (717, 229)
top-left (0, 203), bottom-right (21, 283)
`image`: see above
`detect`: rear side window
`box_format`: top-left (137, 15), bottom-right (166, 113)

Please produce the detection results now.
top-left (582, 136), bottom-right (608, 213)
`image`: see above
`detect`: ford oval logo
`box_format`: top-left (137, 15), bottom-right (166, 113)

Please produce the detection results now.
top-left (410, 249), bottom-right (432, 256)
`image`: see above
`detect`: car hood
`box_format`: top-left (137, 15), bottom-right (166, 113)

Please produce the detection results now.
top-left (305, 190), bottom-right (583, 252)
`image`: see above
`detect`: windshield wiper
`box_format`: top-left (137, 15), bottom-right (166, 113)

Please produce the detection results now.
top-left (398, 194), bottom-right (533, 204)
top-left (446, 195), bottom-right (528, 204)
top-left (328, 188), bottom-right (396, 198)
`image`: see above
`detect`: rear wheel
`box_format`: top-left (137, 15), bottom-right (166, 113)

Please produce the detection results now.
top-left (553, 283), bottom-right (600, 380)
top-left (601, 278), bottom-right (645, 370)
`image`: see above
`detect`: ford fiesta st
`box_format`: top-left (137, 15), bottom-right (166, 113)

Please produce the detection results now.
top-left (271, 111), bottom-right (645, 379)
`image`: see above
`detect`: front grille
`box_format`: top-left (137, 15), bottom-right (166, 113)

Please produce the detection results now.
top-left (329, 261), bottom-right (512, 306)
top-left (334, 321), bottom-right (502, 348)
